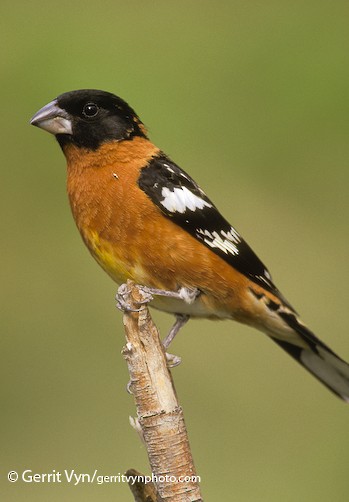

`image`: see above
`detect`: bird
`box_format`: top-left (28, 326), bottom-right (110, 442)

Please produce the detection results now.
top-left (30, 89), bottom-right (349, 402)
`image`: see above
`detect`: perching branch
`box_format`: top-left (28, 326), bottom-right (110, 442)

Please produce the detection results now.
top-left (126, 468), bottom-right (157, 502)
top-left (119, 280), bottom-right (203, 502)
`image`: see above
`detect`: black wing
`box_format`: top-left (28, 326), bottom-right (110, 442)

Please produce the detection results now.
top-left (138, 153), bottom-right (294, 309)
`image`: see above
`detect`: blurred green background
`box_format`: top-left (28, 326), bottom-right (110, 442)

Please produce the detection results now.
top-left (2, 1), bottom-right (349, 500)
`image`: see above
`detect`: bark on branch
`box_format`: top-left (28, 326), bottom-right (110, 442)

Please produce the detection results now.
top-left (119, 280), bottom-right (203, 502)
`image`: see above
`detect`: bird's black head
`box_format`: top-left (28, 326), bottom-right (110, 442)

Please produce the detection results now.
top-left (30, 89), bottom-right (147, 150)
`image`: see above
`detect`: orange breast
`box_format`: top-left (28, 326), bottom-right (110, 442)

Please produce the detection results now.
top-left (64, 137), bottom-right (279, 324)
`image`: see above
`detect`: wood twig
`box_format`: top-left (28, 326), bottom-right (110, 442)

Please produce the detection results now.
top-left (119, 280), bottom-right (203, 502)
top-left (126, 468), bottom-right (157, 502)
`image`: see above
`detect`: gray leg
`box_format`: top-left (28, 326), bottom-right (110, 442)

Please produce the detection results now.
top-left (140, 286), bottom-right (200, 305)
top-left (163, 314), bottom-right (190, 349)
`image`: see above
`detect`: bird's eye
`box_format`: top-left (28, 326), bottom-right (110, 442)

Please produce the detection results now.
top-left (82, 103), bottom-right (99, 118)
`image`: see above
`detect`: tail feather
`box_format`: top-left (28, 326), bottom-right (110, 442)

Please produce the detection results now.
top-left (272, 311), bottom-right (349, 402)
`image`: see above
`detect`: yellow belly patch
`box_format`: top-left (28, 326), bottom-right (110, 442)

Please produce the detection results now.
top-left (85, 230), bottom-right (130, 283)
top-left (85, 230), bottom-right (148, 285)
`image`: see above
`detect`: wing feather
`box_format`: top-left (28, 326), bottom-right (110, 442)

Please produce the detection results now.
top-left (138, 153), bottom-right (294, 310)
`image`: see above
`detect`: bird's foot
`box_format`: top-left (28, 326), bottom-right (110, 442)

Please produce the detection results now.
top-left (165, 352), bottom-right (182, 367)
top-left (116, 283), bottom-right (153, 312)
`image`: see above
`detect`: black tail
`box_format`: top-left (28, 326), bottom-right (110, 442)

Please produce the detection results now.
top-left (272, 311), bottom-right (349, 402)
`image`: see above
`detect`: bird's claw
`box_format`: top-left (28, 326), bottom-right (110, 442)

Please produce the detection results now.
top-left (136, 285), bottom-right (154, 304)
top-left (116, 283), bottom-right (155, 312)
top-left (166, 352), bottom-right (182, 367)
top-left (116, 295), bottom-right (142, 313)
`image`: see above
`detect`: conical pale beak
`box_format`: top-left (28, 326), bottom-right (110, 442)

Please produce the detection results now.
top-left (30, 99), bottom-right (73, 135)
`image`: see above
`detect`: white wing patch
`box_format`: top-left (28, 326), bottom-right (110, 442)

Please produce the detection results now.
top-left (256, 272), bottom-right (272, 284)
top-left (197, 228), bottom-right (241, 256)
top-left (160, 186), bottom-right (212, 214)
